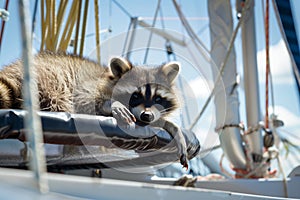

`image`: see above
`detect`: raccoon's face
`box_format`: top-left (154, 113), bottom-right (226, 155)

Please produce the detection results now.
top-left (129, 83), bottom-right (179, 124)
top-left (109, 57), bottom-right (181, 124)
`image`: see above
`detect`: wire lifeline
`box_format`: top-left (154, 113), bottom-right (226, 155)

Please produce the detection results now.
top-left (19, 0), bottom-right (48, 193)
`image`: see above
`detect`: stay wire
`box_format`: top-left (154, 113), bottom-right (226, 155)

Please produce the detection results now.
top-left (31, 0), bottom-right (38, 36)
top-left (111, 0), bottom-right (132, 18)
top-left (0, 0), bottom-right (9, 52)
top-left (143, 0), bottom-right (161, 64)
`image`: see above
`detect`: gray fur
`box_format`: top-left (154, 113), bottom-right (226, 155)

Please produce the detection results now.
top-left (0, 52), bottom-right (188, 168)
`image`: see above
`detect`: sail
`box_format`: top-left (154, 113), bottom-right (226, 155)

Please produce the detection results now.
top-left (274, 0), bottom-right (300, 103)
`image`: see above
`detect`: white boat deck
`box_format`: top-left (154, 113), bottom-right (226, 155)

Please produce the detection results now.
top-left (0, 167), bottom-right (299, 200)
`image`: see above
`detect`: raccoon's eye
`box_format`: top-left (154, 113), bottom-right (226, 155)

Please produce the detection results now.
top-left (132, 92), bottom-right (140, 99)
top-left (154, 96), bottom-right (162, 103)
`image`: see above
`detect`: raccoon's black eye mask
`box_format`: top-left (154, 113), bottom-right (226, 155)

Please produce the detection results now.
top-left (130, 92), bottom-right (144, 107)
top-left (128, 84), bottom-right (175, 111)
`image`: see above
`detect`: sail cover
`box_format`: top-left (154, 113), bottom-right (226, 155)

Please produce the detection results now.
top-left (208, 0), bottom-right (246, 169)
top-left (0, 109), bottom-right (200, 170)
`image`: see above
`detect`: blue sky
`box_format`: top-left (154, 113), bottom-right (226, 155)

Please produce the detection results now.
top-left (0, 0), bottom-right (299, 174)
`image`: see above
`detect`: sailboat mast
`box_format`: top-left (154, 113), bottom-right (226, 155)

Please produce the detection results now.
top-left (239, 0), bottom-right (263, 162)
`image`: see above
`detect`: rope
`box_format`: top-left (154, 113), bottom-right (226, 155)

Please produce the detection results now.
top-left (215, 123), bottom-right (244, 133)
top-left (79, 0), bottom-right (89, 57)
top-left (51, 0), bottom-right (56, 50)
top-left (40, 0), bottom-right (45, 50)
top-left (219, 153), bottom-right (235, 178)
top-left (94, 0), bottom-right (101, 64)
top-left (188, 0), bottom-right (251, 131)
top-left (54, 0), bottom-right (68, 51)
top-left (143, 0), bottom-right (161, 64)
top-left (73, 0), bottom-right (82, 54)
top-left (275, 149), bottom-right (288, 198)
top-left (0, 0), bottom-right (9, 52)
top-left (262, 0), bottom-right (275, 113)
top-left (58, 0), bottom-right (79, 51)
top-left (44, 0), bottom-right (52, 50)
top-left (265, 0), bottom-right (270, 129)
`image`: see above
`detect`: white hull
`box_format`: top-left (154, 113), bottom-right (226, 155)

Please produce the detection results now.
top-left (0, 167), bottom-right (299, 200)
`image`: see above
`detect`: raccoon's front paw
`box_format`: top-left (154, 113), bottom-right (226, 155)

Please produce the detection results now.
top-left (111, 101), bottom-right (136, 125)
top-left (180, 153), bottom-right (189, 170)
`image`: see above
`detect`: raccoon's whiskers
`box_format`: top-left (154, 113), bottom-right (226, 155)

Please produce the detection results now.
top-left (159, 106), bottom-right (178, 115)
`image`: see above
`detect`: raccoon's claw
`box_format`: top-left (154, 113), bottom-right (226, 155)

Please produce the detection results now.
top-left (112, 109), bottom-right (136, 124)
top-left (180, 154), bottom-right (188, 170)
top-left (111, 101), bottom-right (136, 125)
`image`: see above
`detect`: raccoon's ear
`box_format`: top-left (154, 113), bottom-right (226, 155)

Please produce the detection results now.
top-left (109, 57), bottom-right (132, 78)
top-left (161, 61), bottom-right (180, 83)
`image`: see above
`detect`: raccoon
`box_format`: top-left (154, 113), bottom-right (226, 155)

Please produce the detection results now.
top-left (0, 52), bottom-right (188, 168)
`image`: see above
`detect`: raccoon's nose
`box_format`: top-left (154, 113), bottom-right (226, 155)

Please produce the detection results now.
top-left (140, 111), bottom-right (154, 122)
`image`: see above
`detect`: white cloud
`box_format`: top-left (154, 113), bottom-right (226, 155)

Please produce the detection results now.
top-left (187, 77), bottom-right (213, 99)
top-left (257, 39), bottom-right (294, 84)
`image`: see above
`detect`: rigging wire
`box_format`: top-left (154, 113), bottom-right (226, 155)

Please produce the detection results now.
top-left (189, 0), bottom-right (252, 131)
top-left (158, 3), bottom-right (191, 128)
top-left (31, 0), bottom-right (38, 37)
top-left (0, 0), bottom-right (9, 52)
top-left (143, 0), bottom-right (161, 64)
top-left (173, 2), bottom-right (211, 63)
top-left (109, 0), bottom-right (112, 32)
top-left (159, 4), bottom-right (166, 30)
top-left (111, 0), bottom-right (132, 18)
top-left (122, 20), bottom-right (134, 56)
top-left (172, 0), bottom-right (210, 58)
top-left (265, 0), bottom-right (270, 129)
